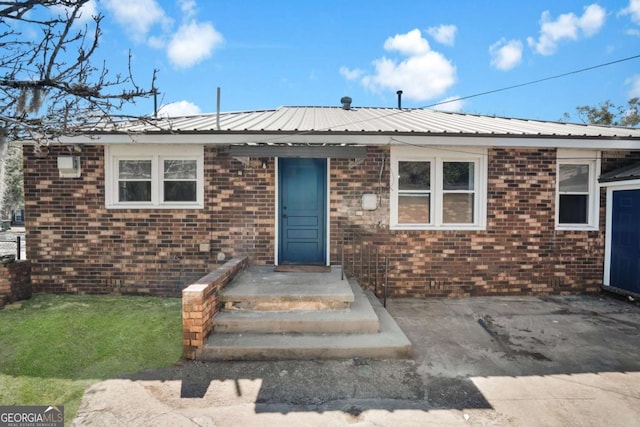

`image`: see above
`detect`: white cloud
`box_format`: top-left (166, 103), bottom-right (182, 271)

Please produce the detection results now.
top-left (527, 4), bottom-right (606, 55)
top-left (627, 75), bottom-right (640, 98)
top-left (580, 4), bottom-right (607, 36)
top-left (339, 67), bottom-right (364, 80)
top-left (102, 0), bottom-right (170, 42)
top-left (426, 24), bottom-right (457, 46)
top-left (101, 0), bottom-right (225, 69)
top-left (357, 29), bottom-right (456, 102)
top-left (147, 35), bottom-right (166, 49)
top-left (433, 96), bottom-right (464, 112)
top-left (620, 0), bottom-right (640, 24)
top-left (167, 20), bottom-right (224, 69)
top-left (158, 100), bottom-right (201, 117)
top-left (383, 29), bottom-right (431, 56)
top-left (489, 38), bottom-right (523, 71)
top-left (178, 0), bottom-right (197, 19)
top-left (52, 0), bottom-right (98, 25)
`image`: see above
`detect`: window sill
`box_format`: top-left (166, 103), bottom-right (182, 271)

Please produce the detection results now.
top-left (106, 203), bottom-right (203, 210)
top-left (555, 224), bottom-right (599, 231)
top-left (391, 224), bottom-right (486, 231)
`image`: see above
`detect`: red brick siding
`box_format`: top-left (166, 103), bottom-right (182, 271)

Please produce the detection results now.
top-left (334, 148), bottom-right (633, 297)
top-left (182, 257), bottom-right (248, 359)
top-left (0, 260), bottom-right (32, 307)
top-left (23, 144), bottom-right (636, 297)
top-left (23, 145), bottom-right (274, 296)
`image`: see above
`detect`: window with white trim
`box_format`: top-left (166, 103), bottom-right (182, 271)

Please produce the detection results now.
top-left (556, 149), bottom-right (600, 230)
top-left (391, 146), bottom-right (487, 230)
top-left (118, 159), bottom-right (152, 202)
top-left (106, 145), bottom-right (204, 209)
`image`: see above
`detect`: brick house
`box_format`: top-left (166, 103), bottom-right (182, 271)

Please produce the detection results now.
top-left (23, 105), bottom-right (640, 297)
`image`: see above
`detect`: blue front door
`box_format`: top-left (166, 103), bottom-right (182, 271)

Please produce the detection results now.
top-left (610, 189), bottom-right (640, 294)
top-left (278, 158), bottom-right (327, 265)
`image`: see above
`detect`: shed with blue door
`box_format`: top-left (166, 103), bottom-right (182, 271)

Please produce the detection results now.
top-left (601, 162), bottom-right (640, 297)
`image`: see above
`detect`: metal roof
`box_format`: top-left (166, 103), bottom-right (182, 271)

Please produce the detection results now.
top-left (98, 106), bottom-right (640, 139)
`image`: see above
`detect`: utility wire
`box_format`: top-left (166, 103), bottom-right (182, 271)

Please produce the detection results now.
top-left (421, 53), bottom-right (640, 110)
top-left (246, 53), bottom-right (640, 145)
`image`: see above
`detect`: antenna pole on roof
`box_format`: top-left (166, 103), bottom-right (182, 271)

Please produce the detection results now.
top-left (216, 87), bottom-right (221, 131)
top-left (153, 84), bottom-right (158, 119)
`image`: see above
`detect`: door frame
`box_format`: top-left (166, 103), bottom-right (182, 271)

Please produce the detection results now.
top-left (274, 157), bottom-right (330, 266)
top-left (603, 179), bottom-right (640, 293)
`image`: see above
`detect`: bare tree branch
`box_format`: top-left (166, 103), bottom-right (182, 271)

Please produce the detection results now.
top-left (0, 0), bottom-right (157, 149)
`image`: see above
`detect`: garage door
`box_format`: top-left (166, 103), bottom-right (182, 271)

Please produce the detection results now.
top-left (610, 189), bottom-right (640, 294)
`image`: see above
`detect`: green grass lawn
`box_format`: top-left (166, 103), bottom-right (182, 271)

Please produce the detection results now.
top-left (0, 294), bottom-right (182, 424)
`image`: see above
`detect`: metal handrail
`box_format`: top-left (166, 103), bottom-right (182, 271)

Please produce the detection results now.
top-left (340, 230), bottom-right (388, 307)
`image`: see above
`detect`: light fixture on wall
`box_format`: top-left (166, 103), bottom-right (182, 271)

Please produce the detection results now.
top-left (57, 155), bottom-right (81, 178)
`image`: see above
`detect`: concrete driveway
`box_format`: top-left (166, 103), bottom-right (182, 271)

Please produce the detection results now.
top-left (73, 294), bottom-right (640, 426)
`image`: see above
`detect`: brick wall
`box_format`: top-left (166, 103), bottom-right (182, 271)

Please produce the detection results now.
top-left (334, 147), bottom-right (635, 297)
top-left (182, 257), bottom-right (247, 359)
top-left (0, 260), bottom-right (32, 308)
top-left (23, 145), bottom-right (274, 296)
top-left (23, 143), bottom-right (636, 297)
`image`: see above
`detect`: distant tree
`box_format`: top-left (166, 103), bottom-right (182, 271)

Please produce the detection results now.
top-left (563, 98), bottom-right (640, 127)
top-left (1, 146), bottom-right (23, 219)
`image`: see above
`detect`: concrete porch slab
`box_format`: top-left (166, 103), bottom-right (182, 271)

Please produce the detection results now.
top-left (221, 266), bottom-right (354, 311)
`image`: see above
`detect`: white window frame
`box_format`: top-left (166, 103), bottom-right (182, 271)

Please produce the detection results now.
top-left (555, 149), bottom-right (600, 231)
top-left (105, 144), bottom-right (204, 209)
top-left (390, 146), bottom-right (487, 230)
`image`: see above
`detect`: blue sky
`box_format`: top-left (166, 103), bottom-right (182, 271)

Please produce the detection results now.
top-left (61, 1), bottom-right (640, 122)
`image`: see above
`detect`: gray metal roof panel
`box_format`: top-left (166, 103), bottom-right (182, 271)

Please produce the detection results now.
top-left (97, 106), bottom-right (640, 138)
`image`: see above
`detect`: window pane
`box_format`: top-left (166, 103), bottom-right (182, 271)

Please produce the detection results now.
top-left (164, 160), bottom-right (197, 179)
top-left (398, 194), bottom-right (430, 223)
top-left (443, 162), bottom-right (474, 190)
top-left (399, 161), bottom-right (430, 190)
top-left (119, 160), bottom-right (151, 179)
top-left (119, 181), bottom-right (151, 202)
top-left (559, 164), bottom-right (589, 192)
top-left (443, 193), bottom-right (474, 223)
top-left (559, 194), bottom-right (588, 224)
top-left (164, 181), bottom-right (197, 202)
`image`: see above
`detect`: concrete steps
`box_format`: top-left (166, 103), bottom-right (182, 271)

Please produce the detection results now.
top-left (220, 268), bottom-right (353, 311)
top-left (213, 279), bottom-right (379, 334)
top-left (197, 267), bottom-right (412, 361)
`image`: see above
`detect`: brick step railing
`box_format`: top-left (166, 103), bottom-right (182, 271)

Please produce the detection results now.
top-left (0, 260), bottom-right (32, 309)
top-left (182, 257), bottom-right (249, 359)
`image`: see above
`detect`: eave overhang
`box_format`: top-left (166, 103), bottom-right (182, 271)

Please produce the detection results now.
top-left (41, 130), bottom-right (640, 151)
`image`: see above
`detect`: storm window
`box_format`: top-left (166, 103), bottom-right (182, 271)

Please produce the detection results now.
top-left (106, 145), bottom-right (204, 209)
top-left (556, 150), bottom-right (600, 230)
top-left (391, 147), bottom-right (487, 230)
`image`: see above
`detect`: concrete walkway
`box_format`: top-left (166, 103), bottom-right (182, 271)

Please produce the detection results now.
top-left (73, 294), bottom-right (640, 426)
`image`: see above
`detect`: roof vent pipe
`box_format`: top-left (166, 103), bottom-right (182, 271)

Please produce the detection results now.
top-left (216, 87), bottom-right (221, 130)
top-left (340, 96), bottom-right (352, 110)
top-left (396, 90), bottom-right (403, 110)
